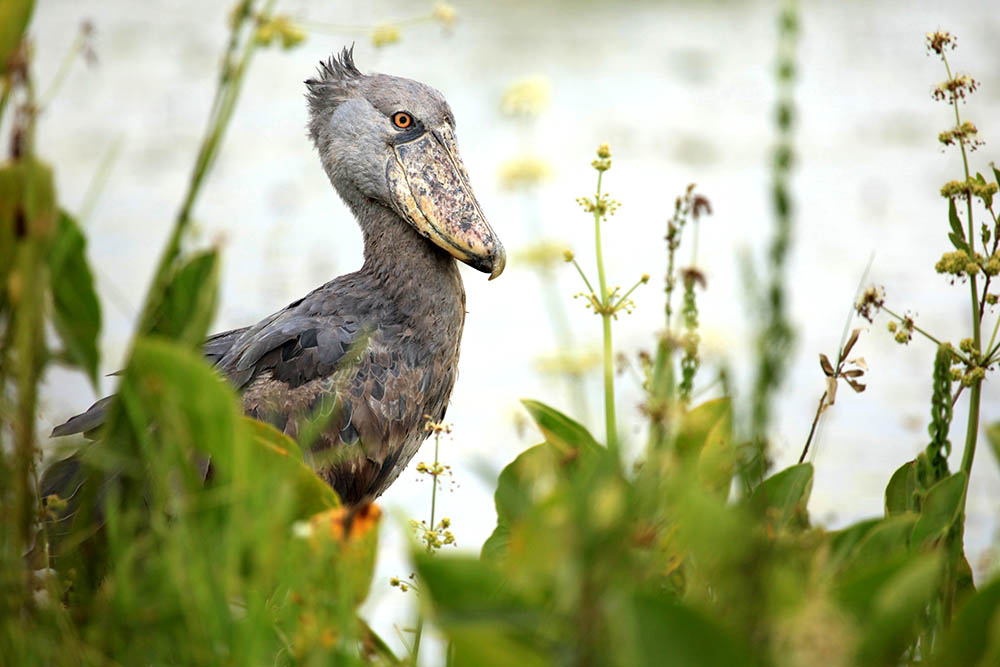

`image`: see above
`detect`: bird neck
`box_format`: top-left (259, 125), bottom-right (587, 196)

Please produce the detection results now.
top-left (351, 198), bottom-right (465, 323)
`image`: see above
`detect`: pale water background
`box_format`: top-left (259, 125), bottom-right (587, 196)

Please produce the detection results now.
top-left (31, 0), bottom-right (1000, 658)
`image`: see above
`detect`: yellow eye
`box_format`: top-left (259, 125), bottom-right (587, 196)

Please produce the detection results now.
top-left (392, 111), bottom-right (413, 129)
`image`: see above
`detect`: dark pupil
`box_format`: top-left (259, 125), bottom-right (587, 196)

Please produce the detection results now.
top-left (397, 114), bottom-right (408, 126)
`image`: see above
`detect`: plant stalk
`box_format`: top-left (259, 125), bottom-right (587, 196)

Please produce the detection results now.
top-left (411, 431), bottom-right (443, 663)
top-left (592, 171), bottom-right (617, 456)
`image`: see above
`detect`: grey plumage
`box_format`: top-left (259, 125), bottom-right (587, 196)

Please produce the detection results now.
top-left (49, 47), bottom-right (504, 505)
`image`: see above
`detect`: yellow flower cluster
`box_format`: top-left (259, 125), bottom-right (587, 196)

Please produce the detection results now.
top-left (371, 23), bottom-right (400, 47)
top-left (938, 121), bottom-right (979, 147)
top-left (939, 179), bottom-right (998, 200)
top-left (254, 15), bottom-right (306, 49)
top-left (432, 2), bottom-right (457, 26)
top-left (535, 349), bottom-right (602, 375)
top-left (576, 193), bottom-right (621, 218)
top-left (515, 240), bottom-right (570, 270)
top-left (498, 155), bottom-right (552, 190)
top-left (935, 250), bottom-right (1000, 277)
top-left (500, 76), bottom-right (551, 116)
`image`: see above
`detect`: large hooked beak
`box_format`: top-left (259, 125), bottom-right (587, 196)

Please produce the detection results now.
top-left (385, 127), bottom-right (505, 279)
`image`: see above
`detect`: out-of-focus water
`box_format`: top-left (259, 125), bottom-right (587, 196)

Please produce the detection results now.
top-left (31, 0), bottom-right (1000, 657)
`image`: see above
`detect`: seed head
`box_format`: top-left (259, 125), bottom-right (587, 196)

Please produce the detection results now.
top-left (926, 31), bottom-right (955, 55)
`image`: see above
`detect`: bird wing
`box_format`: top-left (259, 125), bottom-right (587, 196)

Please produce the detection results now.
top-left (50, 327), bottom-right (252, 438)
top-left (216, 308), bottom-right (424, 502)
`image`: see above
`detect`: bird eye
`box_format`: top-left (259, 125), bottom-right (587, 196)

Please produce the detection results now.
top-left (392, 111), bottom-right (413, 129)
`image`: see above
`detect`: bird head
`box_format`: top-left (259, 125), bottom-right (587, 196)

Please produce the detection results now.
top-left (306, 47), bottom-right (505, 280)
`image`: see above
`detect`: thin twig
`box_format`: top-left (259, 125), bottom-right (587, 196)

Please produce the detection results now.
top-left (799, 391), bottom-right (827, 464)
top-left (882, 306), bottom-right (970, 364)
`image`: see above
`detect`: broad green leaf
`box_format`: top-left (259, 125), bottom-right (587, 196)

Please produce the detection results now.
top-left (242, 416), bottom-right (303, 460)
top-left (481, 437), bottom-right (611, 562)
top-left (482, 443), bottom-right (549, 561)
top-left (845, 513), bottom-right (917, 569)
top-left (414, 553), bottom-right (540, 633)
top-left (149, 250), bottom-right (220, 347)
top-left (448, 627), bottom-right (549, 667)
top-left (934, 576), bottom-right (1000, 666)
top-left (749, 462), bottom-right (813, 529)
top-left (295, 503), bottom-right (379, 604)
top-left (884, 461), bottom-right (917, 516)
top-left (47, 211), bottom-right (101, 387)
top-left (0, 0), bottom-right (33, 75)
top-left (696, 412), bottom-right (735, 499)
top-left (121, 336), bottom-right (237, 466)
top-left (631, 593), bottom-right (753, 667)
top-left (856, 552), bottom-right (943, 666)
top-left (675, 398), bottom-right (731, 459)
top-left (121, 338), bottom-right (338, 517)
top-left (910, 471), bottom-right (966, 548)
top-left (239, 416), bottom-right (339, 516)
top-left (520, 398), bottom-right (601, 455)
top-left (828, 517), bottom-right (882, 571)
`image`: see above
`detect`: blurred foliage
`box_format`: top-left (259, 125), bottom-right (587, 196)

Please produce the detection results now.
top-left (1, 2), bottom-right (999, 667)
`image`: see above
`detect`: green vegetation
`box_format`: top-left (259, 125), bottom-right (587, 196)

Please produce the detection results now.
top-left (1, 1), bottom-right (999, 665)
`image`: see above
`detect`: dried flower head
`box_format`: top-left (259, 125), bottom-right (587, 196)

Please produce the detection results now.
top-left (925, 31), bottom-right (955, 55)
top-left (938, 121), bottom-right (982, 150)
top-left (933, 74), bottom-right (979, 104)
top-left (855, 285), bottom-right (886, 322)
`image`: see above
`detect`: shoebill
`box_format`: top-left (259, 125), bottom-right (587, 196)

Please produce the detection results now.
top-left (49, 47), bottom-right (505, 505)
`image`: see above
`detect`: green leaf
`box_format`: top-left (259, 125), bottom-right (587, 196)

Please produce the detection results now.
top-left (242, 416), bottom-right (303, 460)
top-left (910, 471), bottom-right (966, 548)
top-left (696, 411), bottom-right (736, 499)
top-left (239, 416), bottom-right (339, 516)
top-left (675, 398), bottom-right (731, 460)
top-left (845, 514), bottom-right (917, 570)
top-left (934, 576), bottom-right (1000, 666)
top-left (749, 462), bottom-right (813, 529)
top-left (447, 627), bottom-right (550, 667)
top-left (148, 250), bottom-right (220, 348)
top-left (47, 211), bottom-right (101, 387)
top-left (0, 0), bottom-right (34, 76)
top-left (992, 165), bottom-right (1000, 189)
top-left (520, 399), bottom-right (602, 455)
top-left (121, 336), bottom-right (237, 463)
top-left (631, 593), bottom-right (753, 667)
top-left (884, 461), bottom-right (917, 516)
top-left (482, 443), bottom-right (548, 561)
top-left (120, 338), bottom-right (338, 517)
top-left (413, 552), bottom-right (544, 641)
top-left (978, 172), bottom-right (994, 209)
top-left (828, 517), bottom-right (882, 571)
top-left (948, 232), bottom-right (969, 253)
top-left (855, 552), bottom-right (943, 666)
top-left (948, 198), bottom-right (965, 244)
